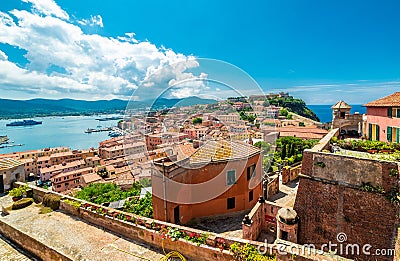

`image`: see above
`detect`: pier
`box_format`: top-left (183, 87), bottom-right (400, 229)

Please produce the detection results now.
top-left (84, 127), bottom-right (113, 133)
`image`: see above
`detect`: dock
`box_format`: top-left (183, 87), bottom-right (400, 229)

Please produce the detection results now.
top-left (84, 127), bottom-right (113, 133)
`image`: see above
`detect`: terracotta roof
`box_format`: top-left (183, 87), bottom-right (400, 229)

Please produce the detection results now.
top-left (364, 92), bottom-right (400, 107)
top-left (81, 173), bottom-right (102, 184)
top-left (278, 131), bottom-right (326, 140)
top-left (277, 126), bottom-right (328, 140)
top-left (175, 143), bottom-right (198, 160)
top-left (190, 140), bottom-right (260, 164)
top-left (331, 101), bottom-right (351, 109)
top-left (276, 126), bottom-right (328, 134)
top-left (0, 158), bottom-right (24, 171)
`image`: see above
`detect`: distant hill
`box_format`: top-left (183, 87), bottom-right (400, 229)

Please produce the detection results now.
top-left (0, 97), bottom-right (217, 119)
top-left (267, 95), bottom-right (320, 122)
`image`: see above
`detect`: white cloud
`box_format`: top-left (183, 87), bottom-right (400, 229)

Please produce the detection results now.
top-left (78, 15), bottom-right (103, 28)
top-left (0, 0), bottom-right (204, 100)
top-left (0, 50), bottom-right (8, 60)
top-left (21, 0), bottom-right (69, 20)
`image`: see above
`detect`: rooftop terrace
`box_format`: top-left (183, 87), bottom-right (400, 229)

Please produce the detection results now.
top-left (0, 195), bottom-right (164, 261)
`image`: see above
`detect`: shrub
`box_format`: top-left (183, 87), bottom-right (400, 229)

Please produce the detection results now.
top-left (12, 198), bottom-right (33, 210)
top-left (230, 243), bottom-right (276, 261)
top-left (8, 185), bottom-right (30, 198)
top-left (8, 187), bottom-right (24, 198)
top-left (43, 193), bottom-right (61, 210)
top-left (63, 199), bottom-right (82, 210)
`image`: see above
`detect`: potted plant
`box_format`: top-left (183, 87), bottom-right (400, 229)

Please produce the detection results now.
top-left (8, 187), bottom-right (24, 201)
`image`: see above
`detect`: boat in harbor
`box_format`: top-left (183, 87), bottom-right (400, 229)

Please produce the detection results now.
top-left (95, 116), bottom-right (123, 121)
top-left (6, 119), bottom-right (42, 127)
top-left (108, 131), bottom-right (122, 137)
top-left (85, 127), bottom-right (113, 133)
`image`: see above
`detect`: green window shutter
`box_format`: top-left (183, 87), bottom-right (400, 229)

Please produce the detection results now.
top-left (368, 124), bottom-right (372, 140)
top-left (397, 109), bottom-right (400, 118)
top-left (376, 125), bottom-right (380, 141)
top-left (388, 108), bottom-right (393, 117)
top-left (227, 170), bottom-right (236, 185)
top-left (387, 127), bottom-right (392, 142)
top-left (397, 128), bottom-right (400, 143)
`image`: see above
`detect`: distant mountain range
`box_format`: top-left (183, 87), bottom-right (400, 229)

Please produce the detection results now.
top-left (0, 97), bottom-right (217, 119)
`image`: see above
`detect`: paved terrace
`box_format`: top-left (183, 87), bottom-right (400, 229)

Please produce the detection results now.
top-left (190, 212), bottom-right (246, 238)
top-left (0, 233), bottom-right (33, 261)
top-left (0, 194), bottom-right (34, 261)
top-left (267, 179), bottom-right (299, 208)
top-left (0, 195), bottom-right (165, 261)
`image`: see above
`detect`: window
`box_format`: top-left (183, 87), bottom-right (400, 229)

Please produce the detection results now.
top-left (227, 197), bottom-right (235, 209)
top-left (388, 108), bottom-right (393, 117)
top-left (247, 164), bottom-right (256, 180)
top-left (369, 123), bottom-right (380, 141)
top-left (227, 170), bottom-right (236, 185)
top-left (387, 127), bottom-right (393, 142)
top-left (249, 190), bottom-right (254, 202)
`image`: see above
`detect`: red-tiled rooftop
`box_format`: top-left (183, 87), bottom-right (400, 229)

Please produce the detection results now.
top-left (331, 100), bottom-right (352, 109)
top-left (364, 92), bottom-right (400, 107)
top-left (277, 126), bottom-right (328, 140)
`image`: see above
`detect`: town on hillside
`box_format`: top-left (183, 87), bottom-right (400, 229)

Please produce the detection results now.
top-left (0, 92), bottom-right (399, 260)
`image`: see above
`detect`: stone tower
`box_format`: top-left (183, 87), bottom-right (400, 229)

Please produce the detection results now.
top-left (332, 100), bottom-right (352, 122)
top-left (276, 208), bottom-right (299, 243)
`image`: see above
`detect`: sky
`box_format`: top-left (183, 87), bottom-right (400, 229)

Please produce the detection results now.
top-left (0, 0), bottom-right (399, 104)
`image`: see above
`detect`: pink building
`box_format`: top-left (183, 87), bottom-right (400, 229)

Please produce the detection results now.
top-left (40, 159), bottom-right (86, 182)
top-left (364, 92), bottom-right (400, 142)
top-left (184, 128), bottom-right (197, 139)
top-left (51, 167), bottom-right (95, 193)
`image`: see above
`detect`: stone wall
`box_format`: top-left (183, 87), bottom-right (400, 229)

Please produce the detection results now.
top-left (281, 164), bottom-right (301, 184)
top-left (0, 219), bottom-right (71, 261)
top-left (294, 177), bottom-right (399, 260)
top-left (395, 228), bottom-right (400, 261)
top-left (242, 200), bottom-right (282, 241)
top-left (297, 128), bottom-right (400, 260)
top-left (267, 173), bottom-right (279, 198)
top-left (301, 142), bottom-right (399, 192)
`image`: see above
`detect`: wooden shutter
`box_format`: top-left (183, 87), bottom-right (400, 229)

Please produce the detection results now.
top-left (388, 108), bottom-right (393, 117)
top-left (368, 124), bottom-right (372, 140)
top-left (376, 125), bottom-right (380, 141)
top-left (387, 127), bottom-right (392, 142)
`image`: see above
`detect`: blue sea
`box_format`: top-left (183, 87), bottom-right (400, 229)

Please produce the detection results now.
top-left (308, 104), bottom-right (366, 123)
top-left (0, 115), bottom-right (120, 153)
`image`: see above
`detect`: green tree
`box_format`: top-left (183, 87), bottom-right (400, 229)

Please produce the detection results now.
top-left (192, 117), bottom-right (203, 124)
top-left (280, 108), bottom-right (288, 117)
top-left (239, 111), bottom-right (248, 121)
top-left (248, 114), bottom-right (256, 123)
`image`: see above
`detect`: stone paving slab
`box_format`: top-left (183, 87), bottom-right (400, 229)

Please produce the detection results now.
top-left (0, 234), bottom-right (33, 261)
top-left (0, 196), bottom-right (165, 261)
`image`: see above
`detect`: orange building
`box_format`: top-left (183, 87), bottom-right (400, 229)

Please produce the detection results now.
top-left (152, 140), bottom-right (262, 224)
